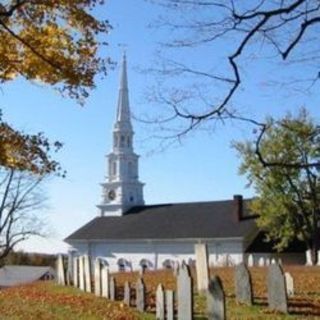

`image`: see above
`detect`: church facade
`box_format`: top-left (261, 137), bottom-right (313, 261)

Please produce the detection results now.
top-left (65, 55), bottom-right (305, 271)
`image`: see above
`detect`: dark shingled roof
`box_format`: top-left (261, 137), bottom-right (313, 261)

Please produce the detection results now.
top-left (65, 199), bottom-right (258, 241)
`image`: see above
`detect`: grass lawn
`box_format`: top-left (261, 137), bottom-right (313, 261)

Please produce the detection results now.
top-left (0, 281), bottom-right (154, 320)
top-left (1, 267), bottom-right (320, 319)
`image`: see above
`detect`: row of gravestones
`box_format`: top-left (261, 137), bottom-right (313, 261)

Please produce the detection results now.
top-left (235, 262), bottom-right (294, 314)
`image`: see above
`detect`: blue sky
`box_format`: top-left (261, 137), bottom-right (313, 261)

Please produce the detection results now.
top-left (2, 1), bottom-right (319, 253)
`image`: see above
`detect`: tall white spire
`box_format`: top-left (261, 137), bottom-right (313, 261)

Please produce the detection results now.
top-left (116, 53), bottom-right (131, 125)
top-left (98, 54), bottom-right (144, 216)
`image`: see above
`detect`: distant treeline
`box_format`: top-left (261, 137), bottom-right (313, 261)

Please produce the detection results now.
top-left (1, 251), bottom-right (56, 268)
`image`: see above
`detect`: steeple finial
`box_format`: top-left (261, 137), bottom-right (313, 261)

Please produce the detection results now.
top-left (116, 53), bottom-right (131, 124)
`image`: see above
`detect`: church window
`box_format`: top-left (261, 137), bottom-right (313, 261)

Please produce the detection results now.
top-left (117, 258), bottom-right (130, 272)
top-left (162, 259), bottom-right (174, 269)
top-left (120, 135), bottom-right (125, 147)
top-left (128, 162), bottom-right (133, 177)
top-left (112, 162), bottom-right (117, 176)
top-left (127, 137), bottom-right (131, 147)
top-left (114, 135), bottom-right (119, 148)
top-left (140, 259), bottom-right (153, 271)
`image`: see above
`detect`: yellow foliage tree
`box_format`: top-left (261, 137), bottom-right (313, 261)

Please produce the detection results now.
top-left (0, 0), bottom-right (111, 174)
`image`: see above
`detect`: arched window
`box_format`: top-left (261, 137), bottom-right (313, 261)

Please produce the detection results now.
top-left (140, 259), bottom-right (153, 271)
top-left (128, 162), bottom-right (133, 177)
top-left (117, 258), bottom-right (130, 272)
top-left (112, 162), bottom-right (117, 176)
top-left (120, 135), bottom-right (125, 147)
top-left (162, 259), bottom-right (175, 269)
top-left (127, 136), bottom-right (131, 147)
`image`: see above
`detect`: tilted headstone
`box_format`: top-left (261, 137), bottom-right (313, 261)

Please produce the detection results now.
top-left (124, 281), bottom-right (130, 306)
top-left (267, 264), bottom-right (288, 313)
top-left (247, 254), bottom-right (254, 267)
top-left (285, 272), bottom-right (294, 297)
top-left (110, 276), bottom-right (116, 301)
top-left (79, 256), bottom-right (85, 291)
top-left (156, 284), bottom-right (165, 320)
top-left (207, 275), bottom-right (226, 320)
top-left (195, 243), bottom-right (209, 292)
top-left (234, 263), bottom-right (253, 305)
top-left (101, 265), bottom-right (109, 299)
top-left (166, 290), bottom-right (174, 320)
top-left (136, 278), bottom-right (145, 312)
top-left (84, 255), bottom-right (92, 293)
top-left (73, 257), bottom-right (79, 287)
top-left (306, 249), bottom-right (313, 265)
top-left (56, 254), bottom-right (65, 285)
top-left (94, 258), bottom-right (101, 296)
top-left (177, 264), bottom-right (192, 320)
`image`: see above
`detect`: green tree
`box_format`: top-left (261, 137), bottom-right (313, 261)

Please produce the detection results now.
top-left (234, 109), bottom-right (320, 264)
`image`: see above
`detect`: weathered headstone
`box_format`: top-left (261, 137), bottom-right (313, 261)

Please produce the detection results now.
top-left (73, 257), bottom-right (78, 287)
top-left (285, 272), bottom-right (294, 297)
top-left (207, 276), bottom-right (226, 320)
top-left (306, 249), bottom-right (313, 265)
top-left (101, 265), bottom-right (109, 299)
top-left (267, 264), bottom-right (288, 313)
top-left (258, 257), bottom-right (265, 267)
top-left (177, 264), bottom-right (192, 320)
top-left (195, 243), bottom-right (209, 292)
top-left (234, 263), bottom-right (253, 305)
top-left (94, 258), bottom-right (101, 296)
top-left (124, 281), bottom-right (130, 306)
top-left (83, 255), bottom-right (92, 293)
top-left (56, 254), bottom-right (65, 285)
top-left (247, 254), bottom-right (254, 267)
top-left (79, 256), bottom-right (85, 291)
top-left (136, 278), bottom-right (145, 312)
top-left (110, 276), bottom-right (116, 301)
top-left (166, 290), bottom-right (174, 320)
top-left (156, 284), bottom-right (165, 320)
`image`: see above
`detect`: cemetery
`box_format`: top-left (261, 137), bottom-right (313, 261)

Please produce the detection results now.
top-left (48, 250), bottom-right (320, 320)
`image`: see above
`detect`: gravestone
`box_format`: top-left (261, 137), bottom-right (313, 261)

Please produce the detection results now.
top-left (136, 278), bottom-right (145, 312)
top-left (84, 255), bottom-right (92, 293)
top-left (306, 249), bottom-right (313, 265)
top-left (247, 254), bottom-right (254, 267)
top-left (234, 263), bottom-right (253, 305)
top-left (195, 243), bottom-right (209, 292)
top-left (56, 254), bottom-right (65, 285)
top-left (110, 276), bottom-right (116, 301)
top-left (166, 290), bottom-right (174, 320)
top-left (317, 250), bottom-right (320, 266)
top-left (258, 257), bottom-right (265, 267)
top-left (267, 264), bottom-right (288, 313)
top-left (177, 264), bottom-right (192, 320)
top-left (94, 258), bottom-right (101, 296)
top-left (271, 258), bottom-right (276, 265)
top-left (156, 284), bottom-right (165, 320)
top-left (207, 275), bottom-right (226, 320)
top-left (285, 272), bottom-right (294, 297)
top-left (101, 265), bottom-right (109, 299)
top-left (73, 257), bottom-right (78, 287)
top-left (79, 256), bottom-right (85, 291)
top-left (265, 258), bottom-right (270, 266)
top-left (124, 281), bottom-right (130, 306)
top-left (173, 262), bottom-right (179, 277)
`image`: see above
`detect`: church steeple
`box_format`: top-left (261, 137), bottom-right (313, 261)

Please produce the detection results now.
top-left (98, 54), bottom-right (144, 216)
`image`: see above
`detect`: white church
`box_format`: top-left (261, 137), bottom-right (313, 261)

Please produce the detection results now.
top-left (65, 55), bottom-right (306, 271)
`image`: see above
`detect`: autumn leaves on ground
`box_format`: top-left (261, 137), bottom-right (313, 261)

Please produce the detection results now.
top-left (0, 267), bottom-right (320, 320)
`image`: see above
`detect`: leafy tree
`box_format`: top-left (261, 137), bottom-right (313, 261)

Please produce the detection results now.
top-left (234, 109), bottom-right (320, 264)
top-left (0, 0), bottom-right (110, 172)
top-left (149, 0), bottom-right (320, 136)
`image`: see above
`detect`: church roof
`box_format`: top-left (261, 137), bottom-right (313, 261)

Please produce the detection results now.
top-left (65, 198), bottom-right (257, 241)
